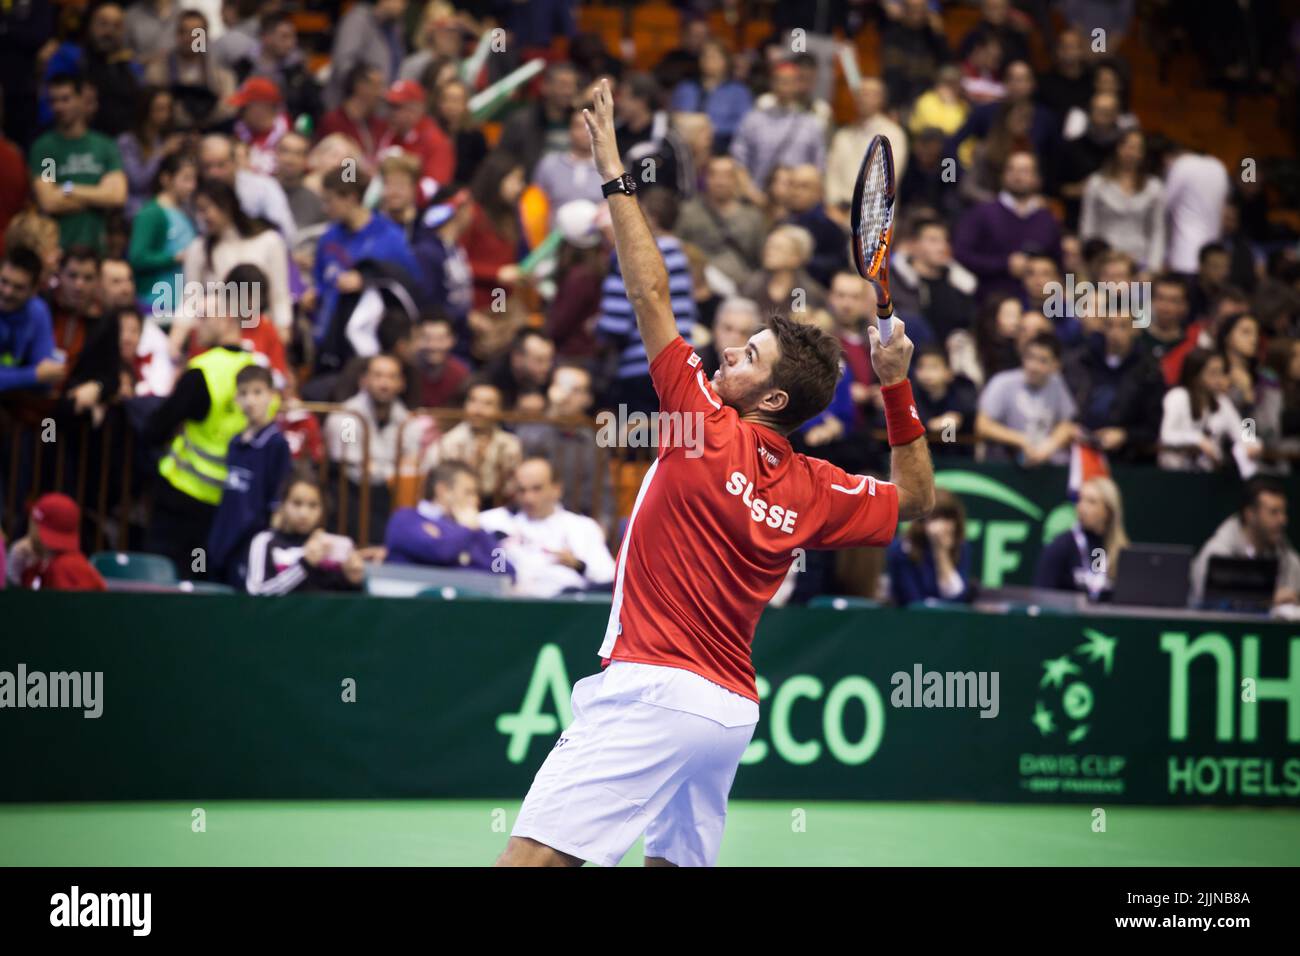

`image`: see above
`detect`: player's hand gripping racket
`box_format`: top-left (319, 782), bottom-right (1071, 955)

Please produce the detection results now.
top-left (850, 134), bottom-right (897, 342)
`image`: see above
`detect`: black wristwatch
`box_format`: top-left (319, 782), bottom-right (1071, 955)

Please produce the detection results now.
top-left (601, 172), bottom-right (637, 198)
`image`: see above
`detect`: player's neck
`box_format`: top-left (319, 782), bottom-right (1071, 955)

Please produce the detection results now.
top-left (738, 410), bottom-right (787, 437)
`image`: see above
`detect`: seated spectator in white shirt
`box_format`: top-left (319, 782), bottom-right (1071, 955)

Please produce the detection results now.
top-left (480, 457), bottom-right (616, 598)
top-left (1158, 347), bottom-right (1260, 476)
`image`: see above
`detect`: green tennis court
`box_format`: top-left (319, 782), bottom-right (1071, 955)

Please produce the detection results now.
top-left (3, 801), bottom-right (1297, 866)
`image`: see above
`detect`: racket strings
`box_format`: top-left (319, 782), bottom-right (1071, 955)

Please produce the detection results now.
top-left (859, 154), bottom-right (892, 267)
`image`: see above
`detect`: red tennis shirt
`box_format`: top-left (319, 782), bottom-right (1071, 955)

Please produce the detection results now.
top-left (597, 336), bottom-right (899, 703)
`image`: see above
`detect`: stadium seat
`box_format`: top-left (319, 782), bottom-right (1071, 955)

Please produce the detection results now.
top-left (416, 586), bottom-right (463, 600)
top-left (1003, 602), bottom-right (1073, 617)
top-left (175, 582), bottom-right (237, 595)
top-left (807, 596), bottom-right (882, 610)
top-left (368, 563), bottom-right (511, 598)
top-left (912, 599), bottom-right (970, 613)
top-left (544, 590), bottom-right (614, 604)
top-left (90, 552), bottom-right (178, 585)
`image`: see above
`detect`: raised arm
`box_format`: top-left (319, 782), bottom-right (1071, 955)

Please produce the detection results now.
top-left (868, 318), bottom-right (935, 521)
top-left (583, 79), bottom-right (679, 364)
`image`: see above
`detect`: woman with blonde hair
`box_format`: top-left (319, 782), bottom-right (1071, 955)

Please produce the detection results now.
top-left (4, 211), bottom-right (63, 291)
top-left (1034, 476), bottom-right (1130, 599)
top-left (739, 224), bottom-right (827, 317)
top-left (400, 2), bottom-right (471, 84)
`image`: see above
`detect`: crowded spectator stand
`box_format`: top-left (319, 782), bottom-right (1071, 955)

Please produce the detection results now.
top-left (0, 0), bottom-right (1298, 618)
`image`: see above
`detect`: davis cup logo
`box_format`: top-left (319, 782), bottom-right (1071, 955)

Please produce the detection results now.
top-left (1021, 629), bottom-right (1126, 795)
top-left (1032, 628), bottom-right (1117, 744)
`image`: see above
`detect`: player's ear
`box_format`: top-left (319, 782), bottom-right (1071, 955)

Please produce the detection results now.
top-left (761, 386), bottom-right (789, 415)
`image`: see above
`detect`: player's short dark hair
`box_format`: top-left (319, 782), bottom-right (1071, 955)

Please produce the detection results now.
top-left (425, 459), bottom-right (476, 500)
top-left (2, 246), bottom-right (43, 284)
top-left (236, 364), bottom-right (274, 389)
top-left (1242, 476), bottom-right (1286, 513)
top-left (765, 312), bottom-right (842, 433)
top-left (1022, 331), bottom-right (1062, 361)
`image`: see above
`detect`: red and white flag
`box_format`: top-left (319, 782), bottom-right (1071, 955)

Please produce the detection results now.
top-left (1068, 442), bottom-right (1110, 500)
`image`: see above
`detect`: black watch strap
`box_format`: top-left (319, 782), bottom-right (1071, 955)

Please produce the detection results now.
top-left (602, 173), bottom-right (636, 197)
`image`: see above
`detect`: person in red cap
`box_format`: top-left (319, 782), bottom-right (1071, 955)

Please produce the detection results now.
top-left (376, 79), bottom-right (454, 203)
top-left (4, 494), bottom-right (107, 592)
top-left (230, 77), bottom-right (291, 178)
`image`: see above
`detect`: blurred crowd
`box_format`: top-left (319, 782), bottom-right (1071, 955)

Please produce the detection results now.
top-left (1, 0), bottom-right (1299, 608)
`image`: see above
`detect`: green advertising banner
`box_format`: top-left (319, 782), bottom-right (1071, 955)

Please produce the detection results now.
top-left (1, 592), bottom-right (1296, 806)
top-left (932, 461), bottom-right (1300, 588)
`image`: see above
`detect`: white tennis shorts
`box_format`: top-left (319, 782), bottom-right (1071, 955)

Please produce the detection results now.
top-left (511, 663), bottom-right (757, 867)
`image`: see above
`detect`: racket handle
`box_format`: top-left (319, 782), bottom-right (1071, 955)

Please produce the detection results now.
top-left (877, 304), bottom-right (894, 344)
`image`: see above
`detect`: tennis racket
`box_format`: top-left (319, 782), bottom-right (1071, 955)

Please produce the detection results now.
top-left (850, 133), bottom-right (897, 342)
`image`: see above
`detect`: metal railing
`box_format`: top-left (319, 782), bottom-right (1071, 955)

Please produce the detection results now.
top-left (7, 397), bottom-right (1293, 557)
top-left (3, 413), bottom-right (130, 552)
top-left (295, 402), bottom-right (373, 543)
top-left (394, 407), bottom-right (629, 543)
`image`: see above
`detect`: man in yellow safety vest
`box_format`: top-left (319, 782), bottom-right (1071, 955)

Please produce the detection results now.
top-left (142, 295), bottom-right (257, 579)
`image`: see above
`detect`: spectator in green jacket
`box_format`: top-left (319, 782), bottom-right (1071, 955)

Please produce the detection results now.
top-left (126, 152), bottom-right (197, 324)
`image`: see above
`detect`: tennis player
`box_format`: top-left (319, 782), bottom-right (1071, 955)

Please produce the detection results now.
top-left (496, 80), bottom-right (936, 867)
